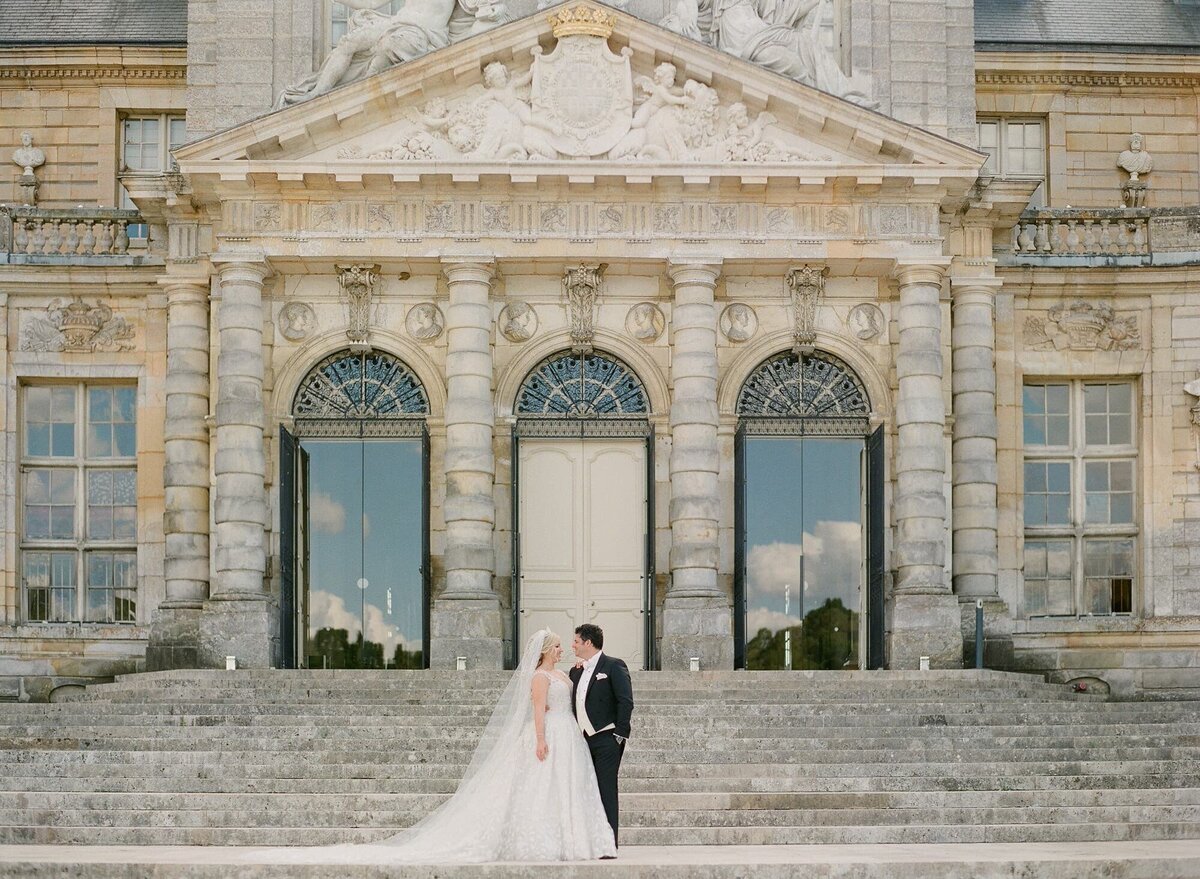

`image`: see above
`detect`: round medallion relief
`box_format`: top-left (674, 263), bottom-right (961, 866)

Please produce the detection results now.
top-left (848, 303), bottom-right (884, 341)
top-left (279, 302), bottom-right (316, 342)
top-left (499, 301), bottom-right (538, 342)
top-left (405, 302), bottom-right (445, 342)
top-left (720, 303), bottom-right (758, 342)
top-left (625, 302), bottom-right (665, 342)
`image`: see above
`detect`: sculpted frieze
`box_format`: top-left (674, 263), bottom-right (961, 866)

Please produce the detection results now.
top-left (1024, 301), bottom-right (1141, 352)
top-left (20, 298), bottom-right (135, 353)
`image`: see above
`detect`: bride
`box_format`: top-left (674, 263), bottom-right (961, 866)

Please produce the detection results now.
top-left (256, 629), bottom-right (616, 864)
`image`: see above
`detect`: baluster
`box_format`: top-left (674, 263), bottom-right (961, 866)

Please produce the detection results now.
top-left (1065, 219), bottom-right (1080, 254)
top-left (96, 220), bottom-right (114, 255)
top-left (29, 220), bottom-right (45, 254)
top-left (1097, 219), bottom-right (1113, 253)
top-left (114, 220), bottom-right (129, 254)
top-left (63, 219), bottom-right (80, 255)
top-left (1017, 221), bottom-right (1035, 252)
top-left (1047, 219), bottom-right (1061, 253)
top-left (1011, 223), bottom-right (1021, 254)
top-left (1116, 221), bottom-right (1130, 253)
top-left (13, 219), bottom-right (28, 254)
top-left (1035, 219), bottom-right (1050, 252)
top-left (1132, 218), bottom-right (1147, 254)
top-left (81, 221), bottom-right (97, 255)
top-left (1082, 219), bottom-right (1098, 254)
top-left (44, 219), bottom-right (62, 254)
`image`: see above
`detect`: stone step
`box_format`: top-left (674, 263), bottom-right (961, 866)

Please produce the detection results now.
top-left (5, 820), bottom-right (1200, 847)
top-left (4, 841), bottom-right (1200, 879)
top-left (6, 788), bottom-right (1200, 811)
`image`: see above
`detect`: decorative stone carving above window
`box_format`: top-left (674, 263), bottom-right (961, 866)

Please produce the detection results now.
top-left (278, 302), bottom-right (317, 342)
top-left (626, 302), bottom-right (665, 342)
top-left (563, 264), bottom-right (604, 354)
top-left (20, 298), bottom-right (135, 353)
top-left (337, 264), bottom-right (380, 352)
top-left (1024, 301), bottom-right (1140, 352)
top-left (405, 303), bottom-right (445, 342)
top-left (499, 301), bottom-right (539, 343)
top-left (786, 265), bottom-right (827, 352)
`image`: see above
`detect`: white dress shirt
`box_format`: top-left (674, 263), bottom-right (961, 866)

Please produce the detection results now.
top-left (575, 651), bottom-right (615, 737)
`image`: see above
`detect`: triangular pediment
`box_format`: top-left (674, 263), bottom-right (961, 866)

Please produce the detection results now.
top-left (175, 2), bottom-right (984, 192)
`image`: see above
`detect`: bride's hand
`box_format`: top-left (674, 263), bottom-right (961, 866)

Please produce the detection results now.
top-left (536, 739), bottom-right (549, 761)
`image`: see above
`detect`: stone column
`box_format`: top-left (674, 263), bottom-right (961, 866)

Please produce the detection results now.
top-left (662, 260), bottom-right (732, 669)
top-left (199, 251), bottom-right (277, 668)
top-left (431, 257), bottom-right (503, 669)
top-left (951, 276), bottom-right (1012, 665)
top-left (890, 261), bottom-right (962, 668)
top-left (147, 275), bottom-right (211, 670)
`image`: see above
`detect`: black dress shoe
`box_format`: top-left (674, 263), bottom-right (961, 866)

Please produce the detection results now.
top-left (599, 855), bottom-right (617, 860)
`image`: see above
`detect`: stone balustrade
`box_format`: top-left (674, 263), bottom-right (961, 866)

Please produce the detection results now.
top-left (1006, 206), bottom-right (1200, 262)
top-left (0, 207), bottom-right (144, 261)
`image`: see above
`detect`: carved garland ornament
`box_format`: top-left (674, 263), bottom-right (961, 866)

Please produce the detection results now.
top-left (563, 264), bottom-right (605, 354)
top-left (1024, 300), bottom-right (1140, 352)
top-left (337, 264), bottom-right (380, 350)
top-left (20, 297), bottom-right (135, 353)
top-left (786, 265), bottom-right (828, 352)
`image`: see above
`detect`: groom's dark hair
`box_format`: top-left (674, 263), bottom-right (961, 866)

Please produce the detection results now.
top-left (575, 624), bottom-right (604, 650)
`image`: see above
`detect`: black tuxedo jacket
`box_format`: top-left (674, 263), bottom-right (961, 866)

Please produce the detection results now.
top-left (569, 652), bottom-right (634, 739)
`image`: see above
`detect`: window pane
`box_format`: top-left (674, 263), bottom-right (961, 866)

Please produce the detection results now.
top-left (1083, 383), bottom-right (1135, 448)
top-left (1084, 539), bottom-right (1135, 614)
top-left (1084, 460), bottom-right (1135, 526)
top-left (88, 386), bottom-right (137, 459)
top-left (25, 386), bottom-right (76, 457)
top-left (86, 551), bottom-right (137, 623)
top-left (1023, 383), bottom-right (1070, 448)
top-left (1025, 539), bottom-right (1074, 615)
top-left (1024, 461), bottom-right (1071, 526)
top-left (88, 469), bottom-right (137, 541)
top-left (24, 469), bottom-right (75, 540)
top-left (23, 551), bottom-right (77, 622)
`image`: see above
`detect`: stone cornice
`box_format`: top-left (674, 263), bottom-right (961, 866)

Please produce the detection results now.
top-left (0, 46), bottom-right (186, 82)
top-left (976, 51), bottom-right (1200, 88)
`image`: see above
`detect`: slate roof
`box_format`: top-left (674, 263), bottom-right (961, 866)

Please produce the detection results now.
top-left (0, 0), bottom-right (187, 47)
top-left (975, 0), bottom-right (1200, 52)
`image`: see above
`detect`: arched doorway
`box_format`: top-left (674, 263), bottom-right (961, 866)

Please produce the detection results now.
top-left (512, 350), bottom-right (654, 669)
top-left (734, 350), bottom-right (885, 670)
top-left (279, 350), bottom-right (430, 669)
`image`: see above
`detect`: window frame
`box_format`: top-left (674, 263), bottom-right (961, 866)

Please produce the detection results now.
top-left (1021, 379), bottom-right (1139, 619)
top-left (118, 112), bottom-right (186, 241)
top-left (976, 115), bottom-right (1048, 207)
top-left (19, 382), bottom-right (139, 625)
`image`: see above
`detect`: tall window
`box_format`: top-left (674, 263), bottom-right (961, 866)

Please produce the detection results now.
top-left (21, 384), bottom-right (138, 623)
top-left (119, 113), bottom-right (185, 239)
top-left (330, 1), bottom-right (404, 47)
top-left (977, 117), bottom-right (1046, 207)
top-left (1022, 381), bottom-right (1137, 617)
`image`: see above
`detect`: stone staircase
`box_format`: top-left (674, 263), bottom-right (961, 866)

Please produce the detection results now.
top-left (2, 669), bottom-right (1200, 854)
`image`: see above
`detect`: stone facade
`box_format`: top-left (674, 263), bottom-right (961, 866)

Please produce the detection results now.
top-left (0, 1), bottom-right (1197, 700)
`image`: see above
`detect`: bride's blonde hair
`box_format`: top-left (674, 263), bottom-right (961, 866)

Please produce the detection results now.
top-left (538, 631), bottom-right (561, 666)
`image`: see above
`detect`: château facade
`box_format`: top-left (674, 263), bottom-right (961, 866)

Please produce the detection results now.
top-left (1, 0), bottom-right (1198, 700)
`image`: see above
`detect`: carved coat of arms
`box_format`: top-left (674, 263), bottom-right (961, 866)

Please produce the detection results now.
top-left (531, 5), bottom-right (632, 157)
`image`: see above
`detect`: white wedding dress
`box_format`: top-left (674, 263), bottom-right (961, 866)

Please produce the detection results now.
top-left (247, 630), bottom-right (616, 865)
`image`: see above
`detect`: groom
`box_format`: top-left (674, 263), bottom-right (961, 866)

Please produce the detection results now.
top-left (570, 623), bottom-right (634, 848)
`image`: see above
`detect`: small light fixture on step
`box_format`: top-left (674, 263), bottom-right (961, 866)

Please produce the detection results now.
top-left (456, 656), bottom-right (468, 671)
top-left (919, 656), bottom-right (930, 671)
top-left (689, 657), bottom-right (701, 672)
top-left (225, 655), bottom-right (237, 671)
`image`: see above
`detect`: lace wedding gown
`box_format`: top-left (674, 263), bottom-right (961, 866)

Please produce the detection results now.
top-left (249, 631), bottom-right (616, 865)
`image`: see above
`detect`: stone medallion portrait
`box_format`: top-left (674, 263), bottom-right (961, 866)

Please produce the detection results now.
top-left (720, 303), bottom-right (758, 342)
top-left (405, 302), bottom-right (445, 342)
top-left (278, 302), bottom-right (316, 342)
top-left (625, 302), bottom-right (665, 342)
top-left (848, 303), bottom-right (884, 341)
top-left (499, 301), bottom-right (539, 342)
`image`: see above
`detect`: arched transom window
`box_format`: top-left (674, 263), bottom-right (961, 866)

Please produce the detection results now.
top-left (516, 351), bottom-right (648, 417)
top-left (737, 351), bottom-right (869, 419)
top-left (293, 350), bottom-right (429, 420)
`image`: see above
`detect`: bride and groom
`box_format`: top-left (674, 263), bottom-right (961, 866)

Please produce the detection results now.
top-left (272, 623), bottom-right (633, 864)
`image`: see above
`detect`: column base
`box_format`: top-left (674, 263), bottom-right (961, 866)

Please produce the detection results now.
top-left (198, 597), bottom-right (280, 669)
top-left (145, 605), bottom-right (203, 671)
top-left (959, 596), bottom-right (1015, 669)
top-left (660, 595), bottom-right (734, 670)
top-left (888, 592), bottom-right (963, 669)
top-left (430, 598), bottom-right (505, 669)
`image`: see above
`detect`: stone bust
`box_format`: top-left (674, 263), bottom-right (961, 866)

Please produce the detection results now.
top-left (12, 131), bottom-right (45, 176)
top-left (1118, 133), bottom-right (1153, 182)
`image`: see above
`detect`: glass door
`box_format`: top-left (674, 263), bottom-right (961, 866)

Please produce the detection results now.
top-left (300, 438), bottom-right (425, 669)
top-left (741, 436), bottom-right (864, 670)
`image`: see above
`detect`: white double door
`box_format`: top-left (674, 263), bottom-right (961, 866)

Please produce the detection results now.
top-left (518, 439), bottom-right (646, 670)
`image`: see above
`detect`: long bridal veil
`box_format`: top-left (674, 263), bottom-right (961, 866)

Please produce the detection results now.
top-left (255, 629), bottom-right (550, 865)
